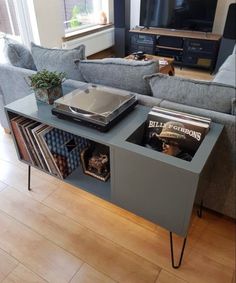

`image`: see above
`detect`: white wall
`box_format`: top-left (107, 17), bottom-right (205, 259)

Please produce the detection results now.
top-left (130, 0), bottom-right (140, 29)
top-left (130, 0), bottom-right (234, 35)
top-left (213, 0), bottom-right (235, 34)
top-left (32, 0), bottom-right (64, 47)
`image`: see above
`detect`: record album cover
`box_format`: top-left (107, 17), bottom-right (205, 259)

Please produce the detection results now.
top-left (145, 107), bottom-right (211, 161)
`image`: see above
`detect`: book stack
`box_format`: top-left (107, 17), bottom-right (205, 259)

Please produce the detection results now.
top-left (145, 106), bottom-right (211, 161)
top-left (10, 116), bottom-right (90, 178)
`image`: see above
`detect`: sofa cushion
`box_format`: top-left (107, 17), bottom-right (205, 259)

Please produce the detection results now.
top-left (218, 54), bottom-right (236, 73)
top-left (77, 58), bottom-right (158, 95)
top-left (136, 95), bottom-right (163, 107)
top-left (31, 42), bottom-right (85, 80)
top-left (146, 73), bottom-right (236, 114)
top-left (4, 38), bottom-right (37, 70)
top-left (213, 69), bottom-right (236, 88)
top-left (213, 53), bottom-right (236, 87)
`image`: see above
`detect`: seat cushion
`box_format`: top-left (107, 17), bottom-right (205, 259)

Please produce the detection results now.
top-left (77, 58), bottom-right (158, 95)
top-left (4, 38), bottom-right (37, 70)
top-left (31, 42), bottom-right (85, 81)
top-left (146, 73), bottom-right (236, 114)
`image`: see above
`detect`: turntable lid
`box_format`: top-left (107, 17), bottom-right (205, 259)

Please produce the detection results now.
top-left (54, 85), bottom-right (135, 117)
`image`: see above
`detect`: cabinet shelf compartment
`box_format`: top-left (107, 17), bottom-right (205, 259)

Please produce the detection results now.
top-left (65, 166), bottom-right (111, 201)
top-left (8, 113), bottom-right (89, 179)
top-left (126, 122), bottom-right (195, 162)
top-left (7, 111), bottom-right (112, 201)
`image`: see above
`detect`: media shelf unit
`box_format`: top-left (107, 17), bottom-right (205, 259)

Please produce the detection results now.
top-left (129, 27), bottom-right (221, 71)
top-left (5, 91), bottom-right (223, 268)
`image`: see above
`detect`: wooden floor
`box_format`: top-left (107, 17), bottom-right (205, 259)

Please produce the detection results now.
top-left (175, 66), bottom-right (214, 81)
top-left (0, 124), bottom-right (235, 283)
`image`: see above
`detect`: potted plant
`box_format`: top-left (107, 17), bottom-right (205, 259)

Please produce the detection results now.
top-left (28, 69), bottom-right (66, 104)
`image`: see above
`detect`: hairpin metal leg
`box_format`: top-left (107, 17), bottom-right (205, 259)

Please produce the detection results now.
top-left (169, 232), bottom-right (187, 269)
top-left (197, 200), bottom-right (203, 218)
top-left (28, 165), bottom-right (31, 191)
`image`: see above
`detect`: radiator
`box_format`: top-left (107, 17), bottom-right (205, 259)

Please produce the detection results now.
top-left (62, 28), bottom-right (114, 56)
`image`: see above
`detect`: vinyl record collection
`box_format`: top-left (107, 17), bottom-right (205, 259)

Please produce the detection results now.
top-left (10, 115), bottom-right (90, 178)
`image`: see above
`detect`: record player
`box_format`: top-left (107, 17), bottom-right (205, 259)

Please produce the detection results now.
top-left (51, 84), bottom-right (138, 132)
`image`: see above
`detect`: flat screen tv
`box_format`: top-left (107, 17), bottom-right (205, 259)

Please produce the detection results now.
top-left (140, 0), bottom-right (218, 32)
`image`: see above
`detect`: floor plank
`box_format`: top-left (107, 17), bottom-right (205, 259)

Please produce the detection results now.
top-left (0, 211), bottom-right (82, 283)
top-left (168, 66), bottom-right (213, 81)
top-left (53, 181), bottom-right (159, 233)
top-left (0, 187), bottom-right (160, 283)
top-left (156, 269), bottom-right (188, 283)
top-left (207, 215), bottom-right (236, 242)
top-left (193, 227), bottom-right (235, 268)
top-left (232, 270), bottom-right (235, 283)
top-left (0, 159), bottom-right (59, 202)
top-left (43, 185), bottom-right (196, 269)
top-left (70, 263), bottom-right (117, 283)
top-left (0, 132), bottom-right (24, 168)
top-left (0, 248), bottom-right (18, 282)
top-left (2, 264), bottom-right (48, 283)
top-left (170, 250), bottom-right (233, 283)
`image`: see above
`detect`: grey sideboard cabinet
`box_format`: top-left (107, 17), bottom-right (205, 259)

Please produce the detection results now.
top-left (5, 92), bottom-right (223, 268)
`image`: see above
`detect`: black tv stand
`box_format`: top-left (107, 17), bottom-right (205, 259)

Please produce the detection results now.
top-left (129, 27), bottom-right (221, 71)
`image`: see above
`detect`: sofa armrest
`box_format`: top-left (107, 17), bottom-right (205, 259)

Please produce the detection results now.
top-left (0, 64), bottom-right (36, 105)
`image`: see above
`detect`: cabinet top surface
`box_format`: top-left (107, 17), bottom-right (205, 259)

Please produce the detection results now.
top-left (130, 27), bottom-right (222, 41)
top-left (5, 93), bottom-right (223, 174)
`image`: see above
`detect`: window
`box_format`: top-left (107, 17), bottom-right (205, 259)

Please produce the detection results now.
top-left (61, 0), bottom-right (109, 33)
top-left (0, 0), bottom-right (20, 37)
top-left (0, 0), bottom-right (39, 46)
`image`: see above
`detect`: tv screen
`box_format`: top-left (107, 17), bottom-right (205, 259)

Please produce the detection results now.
top-left (140, 0), bottom-right (218, 32)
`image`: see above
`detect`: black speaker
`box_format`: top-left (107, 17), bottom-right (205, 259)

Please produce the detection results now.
top-left (214, 3), bottom-right (236, 72)
top-left (223, 3), bottom-right (236, 39)
top-left (114, 0), bottom-right (130, 57)
top-left (114, 0), bottom-right (125, 28)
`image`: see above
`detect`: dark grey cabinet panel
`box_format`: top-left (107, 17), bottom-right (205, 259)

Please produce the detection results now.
top-left (112, 147), bottom-right (198, 236)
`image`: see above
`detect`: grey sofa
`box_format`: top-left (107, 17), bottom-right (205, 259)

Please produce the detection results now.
top-left (0, 43), bottom-right (235, 219)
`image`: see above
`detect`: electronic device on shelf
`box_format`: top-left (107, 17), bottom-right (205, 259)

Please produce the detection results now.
top-left (51, 84), bottom-right (138, 132)
top-left (132, 51), bottom-right (146, 60)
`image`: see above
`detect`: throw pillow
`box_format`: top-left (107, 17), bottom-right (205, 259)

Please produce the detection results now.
top-left (145, 73), bottom-right (236, 114)
top-left (77, 58), bottom-right (158, 95)
top-left (4, 38), bottom-right (37, 70)
top-left (31, 42), bottom-right (85, 81)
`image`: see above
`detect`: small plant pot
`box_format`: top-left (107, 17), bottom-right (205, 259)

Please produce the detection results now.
top-left (34, 85), bottom-right (63, 105)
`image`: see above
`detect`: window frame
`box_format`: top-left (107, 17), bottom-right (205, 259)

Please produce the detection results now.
top-left (62, 0), bottom-right (109, 35)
